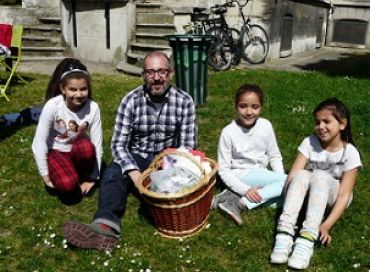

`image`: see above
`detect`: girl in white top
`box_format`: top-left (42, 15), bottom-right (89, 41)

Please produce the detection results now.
top-left (32, 59), bottom-right (102, 200)
top-left (214, 84), bottom-right (286, 225)
top-left (270, 98), bottom-right (362, 270)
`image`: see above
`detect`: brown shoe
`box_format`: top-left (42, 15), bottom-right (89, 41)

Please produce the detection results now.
top-left (63, 221), bottom-right (119, 250)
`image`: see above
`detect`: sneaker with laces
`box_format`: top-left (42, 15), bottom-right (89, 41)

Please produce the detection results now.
top-left (211, 189), bottom-right (240, 209)
top-left (270, 233), bottom-right (293, 264)
top-left (218, 200), bottom-right (244, 225)
top-left (287, 237), bottom-right (314, 270)
top-left (63, 221), bottom-right (119, 251)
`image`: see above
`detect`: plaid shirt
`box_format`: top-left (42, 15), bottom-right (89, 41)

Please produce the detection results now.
top-left (111, 85), bottom-right (197, 174)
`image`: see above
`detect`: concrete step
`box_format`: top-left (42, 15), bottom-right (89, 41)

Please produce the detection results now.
top-left (23, 46), bottom-right (65, 57)
top-left (116, 61), bottom-right (142, 76)
top-left (130, 42), bottom-right (171, 55)
top-left (38, 17), bottom-right (61, 25)
top-left (136, 3), bottom-right (169, 13)
top-left (137, 13), bottom-right (173, 24)
top-left (21, 56), bottom-right (66, 62)
top-left (23, 25), bottom-right (61, 37)
top-left (126, 51), bottom-right (146, 66)
top-left (135, 33), bottom-right (169, 45)
top-left (136, 23), bottom-right (176, 34)
top-left (23, 35), bottom-right (62, 47)
top-left (23, 46), bottom-right (65, 52)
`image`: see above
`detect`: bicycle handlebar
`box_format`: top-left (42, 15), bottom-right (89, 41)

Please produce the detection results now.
top-left (226, 0), bottom-right (248, 8)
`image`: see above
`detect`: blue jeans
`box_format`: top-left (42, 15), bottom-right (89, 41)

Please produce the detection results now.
top-left (93, 154), bottom-right (154, 233)
top-left (239, 168), bottom-right (286, 209)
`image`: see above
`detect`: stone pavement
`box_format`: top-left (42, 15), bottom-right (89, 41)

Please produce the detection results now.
top-left (17, 47), bottom-right (370, 76)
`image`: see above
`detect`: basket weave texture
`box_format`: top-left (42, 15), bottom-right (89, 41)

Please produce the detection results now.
top-left (134, 151), bottom-right (218, 238)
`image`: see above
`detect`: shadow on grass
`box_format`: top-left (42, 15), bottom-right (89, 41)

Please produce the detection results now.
top-left (294, 51), bottom-right (370, 78)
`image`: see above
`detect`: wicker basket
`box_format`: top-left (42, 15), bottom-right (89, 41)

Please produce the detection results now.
top-left (134, 150), bottom-right (218, 238)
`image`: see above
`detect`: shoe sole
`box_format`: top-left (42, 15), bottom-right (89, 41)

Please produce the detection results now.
top-left (270, 254), bottom-right (289, 264)
top-left (218, 203), bottom-right (243, 225)
top-left (63, 221), bottom-right (118, 251)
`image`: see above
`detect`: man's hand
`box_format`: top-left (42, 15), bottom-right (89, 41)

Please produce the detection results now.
top-left (245, 187), bottom-right (262, 203)
top-left (42, 175), bottom-right (54, 188)
top-left (128, 170), bottom-right (142, 184)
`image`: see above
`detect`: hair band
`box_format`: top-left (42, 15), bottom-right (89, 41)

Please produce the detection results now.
top-left (60, 68), bottom-right (89, 80)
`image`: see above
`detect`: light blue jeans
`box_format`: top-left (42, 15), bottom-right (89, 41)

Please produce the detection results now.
top-left (239, 168), bottom-right (287, 210)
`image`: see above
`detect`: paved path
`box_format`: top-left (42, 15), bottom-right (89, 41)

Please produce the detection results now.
top-left (17, 47), bottom-right (369, 76)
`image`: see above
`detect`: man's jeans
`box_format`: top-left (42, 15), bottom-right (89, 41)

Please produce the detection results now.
top-left (93, 154), bottom-right (154, 233)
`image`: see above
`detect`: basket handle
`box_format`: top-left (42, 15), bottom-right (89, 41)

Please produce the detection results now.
top-left (147, 150), bottom-right (205, 177)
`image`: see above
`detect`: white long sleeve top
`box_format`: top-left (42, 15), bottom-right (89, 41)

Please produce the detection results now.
top-left (32, 95), bottom-right (103, 179)
top-left (217, 118), bottom-right (284, 196)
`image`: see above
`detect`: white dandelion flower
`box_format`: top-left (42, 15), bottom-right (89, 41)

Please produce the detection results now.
top-left (353, 263), bottom-right (360, 268)
top-left (103, 261), bottom-right (109, 267)
top-left (49, 233), bottom-right (56, 238)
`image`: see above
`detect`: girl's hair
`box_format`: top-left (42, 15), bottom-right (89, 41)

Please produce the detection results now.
top-left (45, 58), bottom-right (92, 101)
top-left (313, 97), bottom-right (354, 145)
top-left (235, 84), bottom-right (264, 106)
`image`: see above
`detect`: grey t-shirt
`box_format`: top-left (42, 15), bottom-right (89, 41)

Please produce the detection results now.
top-left (298, 135), bottom-right (362, 180)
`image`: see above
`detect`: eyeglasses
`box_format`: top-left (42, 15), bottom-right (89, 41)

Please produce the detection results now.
top-left (142, 68), bottom-right (171, 78)
top-left (60, 63), bottom-right (89, 80)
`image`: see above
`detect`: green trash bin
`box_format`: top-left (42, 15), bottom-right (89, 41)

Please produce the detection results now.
top-left (165, 34), bottom-right (214, 107)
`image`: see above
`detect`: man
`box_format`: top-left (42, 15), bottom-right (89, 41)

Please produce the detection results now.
top-left (63, 51), bottom-right (197, 250)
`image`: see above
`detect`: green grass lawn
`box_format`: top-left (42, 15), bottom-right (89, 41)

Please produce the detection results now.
top-left (0, 68), bottom-right (369, 271)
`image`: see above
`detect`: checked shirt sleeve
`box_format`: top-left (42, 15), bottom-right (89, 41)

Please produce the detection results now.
top-left (111, 94), bottom-right (139, 174)
top-left (179, 95), bottom-right (197, 149)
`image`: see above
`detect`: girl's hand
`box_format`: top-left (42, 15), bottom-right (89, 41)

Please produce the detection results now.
top-left (245, 187), bottom-right (262, 203)
top-left (80, 181), bottom-right (95, 195)
top-left (43, 175), bottom-right (54, 188)
top-left (319, 224), bottom-right (332, 245)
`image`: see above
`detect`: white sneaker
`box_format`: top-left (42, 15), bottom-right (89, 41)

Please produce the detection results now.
top-left (288, 237), bottom-right (314, 270)
top-left (270, 233), bottom-right (293, 264)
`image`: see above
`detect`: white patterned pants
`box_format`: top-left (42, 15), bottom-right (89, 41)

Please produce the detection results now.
top-left (277, 169), bottom-right (348, 239)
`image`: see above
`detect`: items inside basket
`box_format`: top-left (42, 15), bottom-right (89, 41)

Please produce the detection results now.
top-left (148, 147), bottom-right (212, 194)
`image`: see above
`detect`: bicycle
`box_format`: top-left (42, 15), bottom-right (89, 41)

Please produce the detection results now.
top-left (236, 0), bottom-right (270, 64)
top-left (188, 0), bottom-right (269, 70)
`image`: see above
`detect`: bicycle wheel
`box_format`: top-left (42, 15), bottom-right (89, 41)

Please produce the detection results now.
top-left (241, 24), bottom-right (269, 64)
top-left (229, 27), bottom-right (242, 65)
top-left (206, 26), bottom-right (232, 71)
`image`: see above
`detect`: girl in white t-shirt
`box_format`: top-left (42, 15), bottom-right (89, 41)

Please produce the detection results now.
top-left (213, 84), bottom-right (286, 225)
top-left (270, 98), bottom-right (362, 270)
top-left (32, 59), bottom-right (102, 201)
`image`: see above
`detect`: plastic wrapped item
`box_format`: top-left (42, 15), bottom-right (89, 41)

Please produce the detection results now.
top-left (150, 166), bottom-right (200, 193)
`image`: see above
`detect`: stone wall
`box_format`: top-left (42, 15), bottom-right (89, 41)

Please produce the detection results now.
top-left (60, 0), bottom-right (135, 64)
top-left (0, 6), bottom-right (39, 25)
top-left (22, 0), bottom-right (60, 17)
top-left (326, 1), bottom-right (370, 48)
top-left (267, 0), bottom-right (329, 59)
